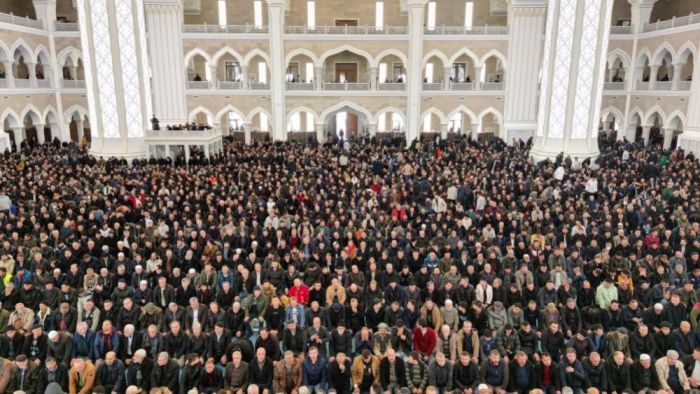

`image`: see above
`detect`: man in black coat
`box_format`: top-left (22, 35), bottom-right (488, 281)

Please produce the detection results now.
top-left (507, 351), bottom-right (537, 394)
top-left (118, 324), bottom-right (144, 363)
top-left (24, 324), bottom-right (48, 365)
top-left (630, 354), bottom-right (661, 393)
top-left (248, 347), bottom-right (274, 392)
top-left (96, 351), bottom-right (126, 394)
top-left (379, 348), bottom-right (406, 392)
top-left (209, 322), bottom-right (233, 366)
top-left (50, 302), bottom-right (78, 333)
top-left (151, 351), bottom-right (180, 393)
top-left (126, 349), bottom-right (154, 392)
top-left (327, 352), bottom-right (352, 394)
top-left (46, 330), bottom-right (73, 367)
top-left (35, 356), bottom-right (69, 394)
top-left (606, 351), bottom-right (631, 394)
top-left (452, 351), bottom-right (479, 393)
top-left (163, 320), bottom-right (188, 363)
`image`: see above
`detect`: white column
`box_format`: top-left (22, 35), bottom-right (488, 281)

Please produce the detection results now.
top-left (473, 65), bottom-right (482, 89)
top-left (76, 0), bottom-right (152, 159)
top-left (144, 0), bottom-right (189, 124)
top-left (662, 128), bottom-right (674, 150)
top-left (368, 122), bottom-right (378, 138)
top-left (628, 0), bottom-right (657, 34)
top-left (12, 127), bottom-right (24, 148)
top-left (672, 63), bottom-right (683, 90)
top-left (442, 66), bottom-right (451, 90)
top-left (266, 0), bottom-right (287, 141)
top-left (48, 122), bottom-right (58, 142)
top-left (440, 123), bottom-right (448, 139)
top-left (531, 0), bottom-right (614, 161)
top-left (27, 63), bottom-right (37, 87)
top-left (315, 66), bottom-right (323, 90)
top-left (35, 123), bottom-right (45, 144)
top-left (2, 61), bottom-right (15, 88)
top-left (208, 63), bottom-right (218, 87)
top-left (76, 117), bottom-right (85, 141)
top-left (315, 122), bottom-right (325, 143)
top-left (32, 0), bottom-right (57, 30)
top-left (678, 48), bottom-right (700, 155)
top-left (405, 0), bottom-right (428, 144)
top-left (470, 123), bottom-right (480, 141)
top-left (68, 66), bottom-right (77, 80)
top-left (244, 123), bottom-right (252, 145)
top-left (626, 125), bottom-right (637, 142)
top-left (369, 66), bottom-right (378, 90)
top-left (642, 125), bottom-right (651, 146)
top-left (503, 0), bottom-right (547, 144)
top-left (649, 65), bottom-right (659, 89)
top-left (184, 145), bottom-right (191, 163)
top-left (241, 65), bottom-right (249, 89)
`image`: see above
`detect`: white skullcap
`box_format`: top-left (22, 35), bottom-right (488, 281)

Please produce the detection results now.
top-left (640, 354), bottom-right (650, 361)
top-left (654, 303), bottom-right (664, 309)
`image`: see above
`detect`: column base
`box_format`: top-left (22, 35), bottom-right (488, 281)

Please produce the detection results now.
top-left (530, 143), bottom-right (600, 163)
top-left (677, 131), bottom-right (700, 157)
top-left (90, 138), bottom-right (148, 160)
top-left (502, 123), bottom-right (535, 145)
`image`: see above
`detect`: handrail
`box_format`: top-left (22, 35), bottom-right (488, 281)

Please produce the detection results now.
top-left (322, 82), bottom-right (370, 91)
top-left (62, 80), bottom-right (86, 89)
top-left (603, 81), bottom-right (625, 90)
top-left (285, 25), bottom-right (408, 35)
top-left (183, 24), bottom-right (268, 33)
top-left (424, 25), bottom-right (508, 35)
top-left (610, 25), bottom-right (631, 34)
top-left (286, 82), bottom-right (314, 90)
top-left (378, 83), bottom-right (406, 91)
top-left (145, 127), bottom-right (222, 139)
top-left (55, 22), bottom-right (79, 31)
top-left (0, 12), bottom-right (43, 29)
top-left (643, 13), bottom-right (700, 32)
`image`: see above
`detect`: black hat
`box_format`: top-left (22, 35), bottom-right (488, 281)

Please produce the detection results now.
top-left (660, 321), bottom-right (673, 329)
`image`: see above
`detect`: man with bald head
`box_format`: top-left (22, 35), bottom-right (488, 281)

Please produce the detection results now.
top-left (96, 351), bottom-right (125, 394)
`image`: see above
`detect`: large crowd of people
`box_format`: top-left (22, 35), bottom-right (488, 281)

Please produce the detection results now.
top-left (0, 133), bottom-right (697, 394)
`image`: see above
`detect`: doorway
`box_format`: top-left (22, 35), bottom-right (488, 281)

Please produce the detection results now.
top-left (335, 19), bottom-right (358, 27)
top-left (335, 63), bottom-right (357, 82)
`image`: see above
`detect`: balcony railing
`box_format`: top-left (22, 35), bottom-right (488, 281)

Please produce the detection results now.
top-left (643, 13), bottom-right (700, 32)
top-left (285, 25), bottom-right (408, 35)
top-left (635, 81), bottom-right (650, 90)
top-left (424, 26), bottom-right (508, 35)
top-left (183, 24), bottom-right (268, 33)
top-left (218, 81), bottom-right (241, 89)
top-left (450, 82), bottom-right (475, 91)
top-left (422, 82), bottom-right (442, 91)
top-left (655, 81), bottom-right (672, 90)
top-left (187, 81), bottom-right (211, 89)
top-left (604, 81), bottom-right (625, 90)
top-left (14, 79), bottom-right (31, 88)
top-left (322, 82), bottom-right (370, 91)
top-left (678, 81), bottom-right (693, 90)
top-left (55, 22), bottom-right (78, 31)
top-left (610, 25), bottom-right (632, 34)
top-left (286, 82), bottom-right (314, 90)
top-left (62, 80), bottom-right (86, 89)
top-left (36, 79), bottom-right (51, 88)
top-left (250, 82), bottom-right (270, 90)
top-left (145, 126), bottom-right (223, 140)
top-left (378, 83), bottom-right (406, 91)
top-left (0, 12), bottom-right (43, 29)
top-left (482, 82), bottom-right (504, 90)
top-left (0, 79), bottom-right (7, 88)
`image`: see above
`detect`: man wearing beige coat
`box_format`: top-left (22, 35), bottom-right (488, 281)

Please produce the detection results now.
top-left (656, 350), bottom-right (691, 394)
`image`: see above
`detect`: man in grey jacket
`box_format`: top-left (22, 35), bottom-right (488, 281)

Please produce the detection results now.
top-left (428, 352), bottom-right (452, 394)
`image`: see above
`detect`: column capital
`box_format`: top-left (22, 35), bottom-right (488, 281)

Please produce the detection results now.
top-left (627, 0), bottom-right (657, 7)
top-left (406, 0), bottom-right (429, 7)
top-left (265, 0), bottom-right (286, 7)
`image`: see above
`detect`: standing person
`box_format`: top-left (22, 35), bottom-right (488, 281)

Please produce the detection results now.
top-left (69, 357), bottom-right (96, 394)
top-left (656, 350), bottom-right (691, 394)
top-left (328, 352), bottom-right (352, 394)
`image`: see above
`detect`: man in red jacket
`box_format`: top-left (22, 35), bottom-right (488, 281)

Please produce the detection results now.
top-left (412, 319), bottom-right (436, 362)
top-left (288, 277), bottom-right (310, 306)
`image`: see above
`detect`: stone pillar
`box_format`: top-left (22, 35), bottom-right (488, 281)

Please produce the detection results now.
top-left (649, 65), bottom-right (659, 89)
top-left (672, 63), bottom-right (683, 90)
top-left (244, 123), bottom-right (252, 145)
top-left (266, 0), bottom-right (287, 141)
top-left (503, 0), bottom-right (547, 144)
top-left (68, 66), bottom-right (77, 80)
top-left (441, 66), bottom-right (451, 90)
top-left (470, 123), bottom-right (480, 141)
top-left (642, 126), bottom-right (651, 146)
top-left (144, 0), bottom-right (189, 124)
top-left (531, 0), bottom-right (614, 161)
top-left (662, 128), bottom-right (674, 150)
top-left (405, 0), bottom-right (428, 144)
top-left (628, 0), bottom-right (657, 34)
top-left (440, 123), bottom-right (448, 139)
top-left (204, 144), bottom-right (210, 158)
top-left (241, 65), bottom-right (249, 89)
top-left (27, 63), bottom-right (37, 87)
top-left (315, 122), bottom-right (325, 144)
top-left (35, 124), bottom-right (45, 144)
top-left (184, 145), bottom-right (191, 163)
top-left (608, 66), bottom-right (615, 82)
top-left (48, 122), bottom-right (58, 142)
top-left (164, 144), bottom-right (171, 159)
top-left (474, 66), bottom-right (483, 89)
top-left (76, 118), bottom-right (85, 141)
top-left (12, 127), bottom-right (24, 148)
top-left (369, 66), bottom-right (378, 90)
top-left (208, 64), bottom-right (218, 86)
top-left (678, 41), bottom-right (700, 156)
top-left (315, 66), bottom-right (323, 90)
top-left (32, 0), bottom-right (57, 30)
top-left (368, 122), bottom-right (377, 138)
top-left (76, 0), bottom-right (153, 158)
top-left (2, 61), bottom-right (15, 88)
top-left (626, 125), bottom-right (637, 142)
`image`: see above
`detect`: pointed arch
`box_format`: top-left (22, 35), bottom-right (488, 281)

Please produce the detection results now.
top-left (374, 106), bottom-right (407, 125)
top-left (675, 41), bottom-right (697, 64)
top-left (183, 48), bottom-right (212, 66)
top-left (644, 105), bottom-right (667, 126)
top-left (20, 104), bottom-right (42, 125)
top-left (212, 47), bottom-right (245, 65)
top-left (319, 100), bottom-right (375, 124)
top-left (188, 106), bottom-right (214, 124)
top-left (0, 41), bottom-right (11, 62)
top-left (34, 45), bottom-right (51, 64)
top-left (0, 108), bottom-right (20, 129)
top-left (636, 48), bottom-right (652, 67)
top-left (215, 104), bottom-right (247, 124)
top-left (420, 108), bottom-right (447, 124)
top-left (63, 105), bottom-right (88, 121)
top-left (317, 45), bottom-right (374, 68)
top-left (372, 49), bottom-right (409, 69)
top-left (628, 107), bottom-right (644, 125)
top-left (10, 38), bottom-right (34, 62)
top-left (43, 106), bottom-right (59, 123)
top-left (446, 105), bottom-right (478, 124)
top-left (243, 48), bottom-right (272, 68)
top-left (422, 49), bottom-right (449, 68)
top-left (607, 49), bottom-right (631, 69)
top-left (652, 42), bottom-right (676, 66)
top-left (57, 46), bottom-right (81, 66)
top-left (448, 48), bottom-right (480, 67)
top-left (284, 48), bottom-right (320, 67)
top-left (478, 107), bottom-right (504, 125)
top-left (479, 49), bottom-right (507, 69)
top-left (664, 110), bottom-right (686, 129)
top-left (601, 106), bottom-right (624, 122)
top-left (286, 106), bottom-right (319, 125)
top-left (246, 106), bottom-right (273, 124)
